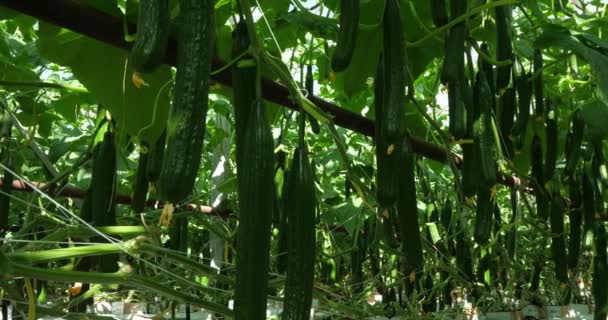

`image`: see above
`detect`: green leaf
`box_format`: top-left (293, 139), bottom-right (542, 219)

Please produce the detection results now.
top-left (581, 100), bottom-right (608, 143)
top-left (36, 22), bottom-right (171, 144)
top-left (535, 25), bottom-right (608, 108)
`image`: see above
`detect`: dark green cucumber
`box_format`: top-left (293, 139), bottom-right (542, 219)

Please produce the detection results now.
top-left (507, 189), bottom-right (518, 259)
top-left (455, 220), bottom-right (474, 283)
top-left (146, 129), bottom-right (166, 183)
top-left (549, 191), bottom-right (568, 285)
top-left (473, 112), bottom-right (497, 188)
top-left (533, 49), bottom-right (545, 119)
top-left (0, 155), bottom-right (14, 232)
top-left (90, 131), bottom-right (118, 273)
top-left (277, 169), bottom-right (290, 274)
top-left (234, 100), bottom-right (275, 320)
top-left (331, 0), bottom-right (359, 72)
top-left (129, 0), bottom-right (170, 73)
top-left (474, 185), bottom-right (494, 245)
top-left (564, 109), bottom-right (585, 178)
top-left (157, 0), bottom-right (214, 203)
top-left (131, 148), bottom-right (149, 213)
top-left (375, 0), bottom-right (408, 210)
top-left (514, 66), bottom-right (532, 150)
top-left (91, 131), bottom-right (117, 227)
top-left (498, 87), bottom-right (516, 158)
top-left (441, 0), bottom-right (466, 84)
top-left (430, 0), bottom-right (448, 27)
top-left (305, 64), bottom-right (320, 134)
top-left (582, 170), bottom-right (597, 250)
top-left (568, 173), bottom-right (582, 270)
top-left (594, 225), bottom-right (608, 320)
top-left (478, 43), bottom-right (495, 99)
top-left (374, 54), bottom-right (397, 210)
top-left (396, 135), bottom-right (423, 292)
top-left (282, 145), bottom-right (316, 318)
top-left (232, 19), bottom-right (257, 175)
top-left (544, 101), bottom-right (558, 182)
top-left (531, 134), bottom-right (544, 187)
top-left (494, 4), bottom-right (513, 91)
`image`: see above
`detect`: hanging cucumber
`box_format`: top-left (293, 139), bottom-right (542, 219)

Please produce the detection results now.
top-left (567, 172), bottom-right (582, 270)
top-left (331, 0), bottom-right (360, 72)
top-left (146, 129), bottom-right (166, 183)
top-left (0, 154), bottom-right (14, 233)
top-left (474, 185), bottom-right (494, 245)
top-left (531, 134), bottom-right (544, 187)
top-left (232, 19), bottom-right (257, 174)
top-left (305, 64), bottom-right (320, 134)
top-left (478, 43), bottom-right (495, 99)
top-left (375, 0), bottom-right (408, 210)
top-left (499, 88), bottom-right (516, 158)
top-left (131, 148), bottom-right (149, 213)
top-left (507, 189), bottom-right (518, 260)
top-left (583, 170), bottom-right (597, 250)
top-left (91, 131), bottom-right (117, 227)
top-left (544, 100), bottom-right (558, 182)
top-left (513, 60), bottom-right (532, 150)
top-left (129, 0), bottom-right (170, 73)
top-left (157, 0), bottom-right (214, 203)
top-left (282, 117), bottom-right (316, 319)
top-left (494, 4), bottom-right (513, 91)
top-left (455, 220), bottom-right (474, 284)
top-left (430, 0), bottom-right (448, 27)
top-left (534, 49), bottom-right (545, 119)
top-left (234, 100), bottom-right (275, 320)
top-left (593, 225), bottom-right (608, 320)
top-left (564, 109), bottom-right (585, 179)
top-left (396, 135), bottom-right (423, 293)
top-left (549, 190), bottom-right (568, 286)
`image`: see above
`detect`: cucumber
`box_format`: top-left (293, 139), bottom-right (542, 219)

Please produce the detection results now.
top-left (564, 109), bottom-right (584, 178)
top-left (90, 131), bottom-right (118, 273)
top-left (232, 19), bottom-right (257, 175)
top-left (478, 43), bottom-right (495, 99)
top-left (157, 0), bottom-right (214, 203)
top-left (474, 185), bottom-right (494, 245)
top-left (430, 0), bottom-right (448, 27)
top-left (507, 189), bottom-right (518, 259)
top-left (234, 100), bottom-right (275, 320)
top-left (331, 0), bottom-right (359, 72)
top-left (146, 129), bottom-right (166, 183)
top-left (567, 173), bottom-right (582, 270)
top-left (594, 225), bottom-right (608, 320)
top-left (455, 220), bottom-right (474, 283)
top-left (0, 154), bottom-right (14, 233)
top-left (0, 109), bottom-right (12, 233)
top-left (131, 148), bottom-right (149, 213)
top-left (494, 4), bottom-right (513, 91)
top-left (531, 134), bottom-right (544, 187)
top-left (396, 135), bottom-right (423, 293)
top-left (549, 190), bottom-right (568, 286)
top-left (582, 170), bottom-right (597, 250)
top-left (129, 0), bottom-right (170, 73)
top-left (534, 49), bottom-right (545, 119)
top-left (375, 0), bottom-right (408, 210)
top-left (374, 54), bottom-right (397, 210)
top-left (514, 65), bottom-right (532, 150)
top-left (305, 64), bottom-right (320, 134)
top-left (473, 112), bottom-right (497, 188)
top-left (282, 145), bottom-right (316, 318)
top-left (498, 88), bottom-right (515, 158)
top-left (91, 131), bottom-right (117, 227)
top-left (544, 101), bottom-right (558, 182)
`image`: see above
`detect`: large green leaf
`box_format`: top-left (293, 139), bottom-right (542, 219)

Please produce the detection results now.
top-left (581, 100), bottom-right (608, 143)
top-left (535, 25), bottom-right (608, 108)
top-left (36, 22), bottom-right (171, 144)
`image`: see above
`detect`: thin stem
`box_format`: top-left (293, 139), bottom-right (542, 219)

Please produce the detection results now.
top-left (407, 0), bottom-right (519, 48)
top-left (0, 80), bottom-right (89, 93)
